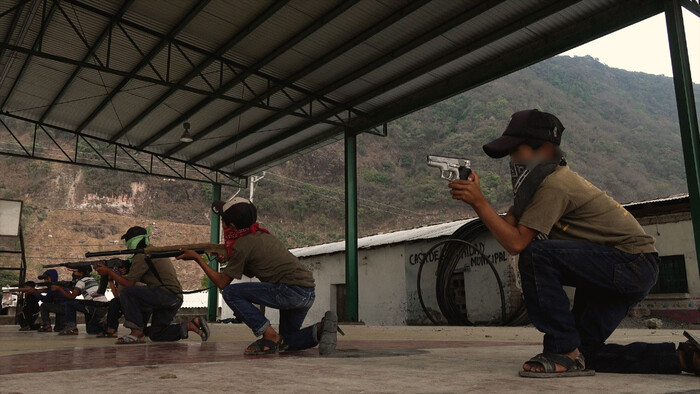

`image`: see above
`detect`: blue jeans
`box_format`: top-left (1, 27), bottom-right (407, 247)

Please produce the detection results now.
top-left (63, 300), bottom-right (106, 334)
top-left (518, 240), bottom-right (681, 374)
top-left (119, 286), bottom-right (187, 341)
top-left (222, 282), bottom-right (317, 351)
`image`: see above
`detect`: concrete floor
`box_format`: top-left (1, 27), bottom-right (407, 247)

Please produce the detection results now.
top-left (0, 324), bottom-right (697, 393)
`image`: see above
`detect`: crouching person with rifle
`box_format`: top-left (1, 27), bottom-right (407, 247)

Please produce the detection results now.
top-left (50, 265), bottom-right (108, 335)
top-left (178, 197), bottom-right (341, 356)
top-left (34, 270), bottom-right (70, 332)
top-left (97, 264), bottom-right (134, 338)
top-left (94, 226), bottom-right (209, 344)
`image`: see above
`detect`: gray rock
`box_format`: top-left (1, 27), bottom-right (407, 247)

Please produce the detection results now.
top-left (644, 318), bottom-right (663, 329)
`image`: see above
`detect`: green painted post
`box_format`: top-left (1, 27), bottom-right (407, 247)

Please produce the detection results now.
top-left (665, 0), bottom-right (700, 276)
top-left (207, 182), bottom-right (222, 322)
top-left (345, 129), bottom-right (359, 322)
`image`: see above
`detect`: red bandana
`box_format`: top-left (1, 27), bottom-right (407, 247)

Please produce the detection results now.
top-left (223, 222), bottom-right (269, 256)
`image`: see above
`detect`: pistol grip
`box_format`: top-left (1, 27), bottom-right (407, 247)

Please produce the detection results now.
top-left (459, 167), bottom-right (472, 180)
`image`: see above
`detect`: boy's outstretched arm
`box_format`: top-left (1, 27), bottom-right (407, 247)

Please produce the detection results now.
top-left (177, 249), bottom-right (233, 289)
top-left (448, 172), bottom-right (537, 255)
top-left (51, 286), bottom-right (79, 300)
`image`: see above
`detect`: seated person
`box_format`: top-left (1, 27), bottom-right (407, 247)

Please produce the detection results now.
top-left (15, 281), bottom-right (41, 331)
top-left (96, 226), bottom-right (208, 344)
top-left (52, 266), bottom-right (108, 335)
top-left (26, 269), bottom-right (69, 332)
top-left (178, 197), bottom-right (340, 356)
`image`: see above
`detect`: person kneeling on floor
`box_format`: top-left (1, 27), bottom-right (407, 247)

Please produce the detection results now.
top-left (178, 197), bottom-right (342, 356)
top-left (30, 269), bottom-right (69, 332)
top-left (52, 265), bottom-right (108, 335)
top-left (96, 226), bottom-right (209, 344)
top-left (15, 281), bottom-right (41, 331)
top-left (448, 109), bottom-right (699, 377)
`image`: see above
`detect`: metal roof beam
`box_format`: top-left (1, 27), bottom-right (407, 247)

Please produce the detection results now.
top-left (38, 0), bottom-right (134, 123)
top-left (110, 0), bottom-right (291, 143)
top-left (73, 0), bottom-right (211, 134)
top-left (0, 0), bottom-right (29, 86)
top-left (209, 0), bottom-right (530, 169)
top-left (196, 0), bottom-right (510, 166)
top-left (233, 0), bottom-right (665, 176)
top-left (0, 41), bottom-right (347, 128)
top-left (0, 111), bottom-right (246, 186)
top-left (682, 0), bottom-right (700, 17)
top-left (0, 1), bottom-right (29, 44)
top-left (135, 0), bottom-right (358, 150)
top-left (61, 0), bottom-right (331, 110)
top-left (0, 1), bottom-right (31, 20)
top-left (161, 0), bottom-right (430, 157)
top-left (0, 0), bottom-right (59, 111)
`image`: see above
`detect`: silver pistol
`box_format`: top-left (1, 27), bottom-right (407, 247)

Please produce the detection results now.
top-left (427, 155), bottom-right (472, 181)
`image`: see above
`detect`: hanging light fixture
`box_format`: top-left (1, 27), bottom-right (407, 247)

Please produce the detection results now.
top-left (180, 121), bottom-right (193, 143)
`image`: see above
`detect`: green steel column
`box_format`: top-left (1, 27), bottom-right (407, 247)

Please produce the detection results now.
top-left (345, 129), bottom-right (359, 322)
top-left (665, 0), bottom-right (700, 275)
top-left (207, 182), bottom-right (222, 322)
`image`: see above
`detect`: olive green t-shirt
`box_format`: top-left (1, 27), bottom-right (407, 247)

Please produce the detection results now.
top-left (125, 254), bottom-right (183, 297)
top-left (512, 166), bottom-right (656, 254)
top-left (221, 232), bottom-right (315, 287)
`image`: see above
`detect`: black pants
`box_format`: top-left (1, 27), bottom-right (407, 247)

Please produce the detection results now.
top-left (17, 311), bottom-right (40, 329)
top-left (40, 302), bottom-right (66, 330)
top-left (519, 240), bottom-right (681, 374)
top-left (119, 286), bottom-right (186, 341)
top-left (106, 298), bottom-right (122, 331)
top-left (18, 295), bottom-right (40, 329)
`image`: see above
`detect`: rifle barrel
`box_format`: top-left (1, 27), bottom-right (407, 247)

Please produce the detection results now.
top-left (85, 249), bottom-right (136, 258)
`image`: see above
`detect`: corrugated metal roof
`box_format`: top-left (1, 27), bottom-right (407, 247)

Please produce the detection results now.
top-left (0, 0), bottom-right (669, 181)
top-left (291, 218), bottom-right (476, 258)
top-left (622, 193), bottom-right (690, 208)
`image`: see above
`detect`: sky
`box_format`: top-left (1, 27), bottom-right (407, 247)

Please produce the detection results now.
top-left (561, 9), bottom-right (700, 83)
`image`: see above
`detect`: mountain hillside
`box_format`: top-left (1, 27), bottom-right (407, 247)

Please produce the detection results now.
top-left (0, 55), bottom-right (698, 285)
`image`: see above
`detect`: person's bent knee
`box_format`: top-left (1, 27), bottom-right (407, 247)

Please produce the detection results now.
top-left (119, 286), bottom-right (135, 299)
top-left (222, 284), bottom-right (243, 301)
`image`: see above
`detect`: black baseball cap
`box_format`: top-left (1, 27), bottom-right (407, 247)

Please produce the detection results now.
top-left (482, 109), bottom-right (565, 158)
top-left (211, 197), bottom-right (257, 229)
top-left (121, 226), bottom-right (147, 241)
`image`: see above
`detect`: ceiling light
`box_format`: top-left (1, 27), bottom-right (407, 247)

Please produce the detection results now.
top-left (180, 121), bottom-right (193, 143)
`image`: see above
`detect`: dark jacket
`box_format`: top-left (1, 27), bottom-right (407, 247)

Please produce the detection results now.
top-left (36, 270), bottom-right (68, 304)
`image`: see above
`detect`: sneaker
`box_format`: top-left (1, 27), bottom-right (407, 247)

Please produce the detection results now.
top-left (319, 311), bottom-right (338, 356)
top-left (38, 325), bottom-right (52, 332)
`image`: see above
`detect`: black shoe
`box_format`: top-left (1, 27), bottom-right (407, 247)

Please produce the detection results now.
top-left (319, 311), bottom-right (338, 356)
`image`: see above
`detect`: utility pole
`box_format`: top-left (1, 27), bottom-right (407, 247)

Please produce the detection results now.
top-left (248, 171), bottom-right (265, 202)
